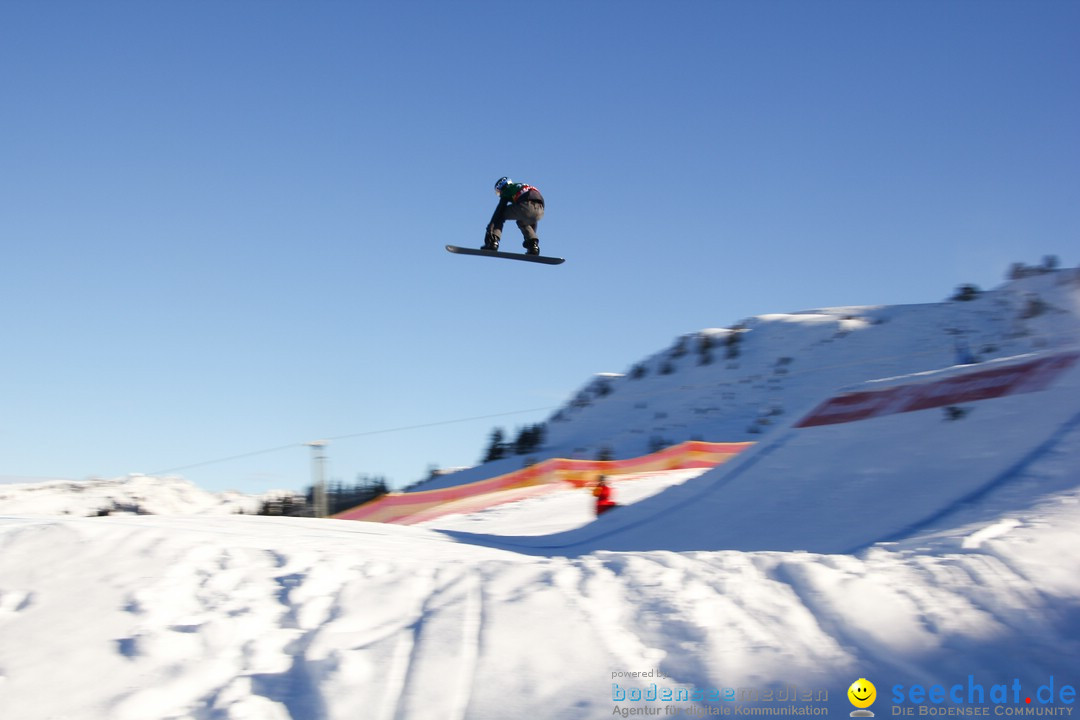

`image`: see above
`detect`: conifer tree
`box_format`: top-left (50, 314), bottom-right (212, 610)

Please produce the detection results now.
top-left (483, 428), bottom-right (507, 462)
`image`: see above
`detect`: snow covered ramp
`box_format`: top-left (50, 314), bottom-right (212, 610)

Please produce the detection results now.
top-left (450, 350), bottom-right (1080, 554)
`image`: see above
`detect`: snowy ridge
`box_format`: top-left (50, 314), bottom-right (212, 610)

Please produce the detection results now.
top-left (540, 270), bottom-right (1080, 460)
top-left (0, 474), bottom-right (264, 517)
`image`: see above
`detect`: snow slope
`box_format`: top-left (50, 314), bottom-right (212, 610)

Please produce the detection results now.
top-left (440, 350), bottom-right (1080, 555)
top-left (1, 268), bottom-right (1079, 720)
top-left (1, 425), bottom-right (1078, 719)
top-left (415, 268), bottom-right (1080, 494)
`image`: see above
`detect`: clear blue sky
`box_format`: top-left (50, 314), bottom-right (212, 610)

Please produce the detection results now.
top-left (2, 1), bottom-right (1077, 493)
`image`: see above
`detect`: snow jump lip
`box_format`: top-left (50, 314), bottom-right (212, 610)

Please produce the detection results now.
top-left (441, 349), bottom-right (1080, 557)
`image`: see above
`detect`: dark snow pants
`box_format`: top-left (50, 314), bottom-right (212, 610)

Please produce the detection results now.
top-left (487, 195), bottom-right (545, 243)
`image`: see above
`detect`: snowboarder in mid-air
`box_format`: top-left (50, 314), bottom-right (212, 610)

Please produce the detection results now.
top-left (484, 176), bottom-right (545, 256)
top-left (446, 177), bottom-right (561, 264)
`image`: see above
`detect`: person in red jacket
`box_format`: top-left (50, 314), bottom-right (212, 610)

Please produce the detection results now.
top-left (593, 476), bottom-right (617, 516)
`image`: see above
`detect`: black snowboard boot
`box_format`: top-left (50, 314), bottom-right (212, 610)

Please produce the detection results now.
top-left (524, 238), bottom-right (540, 255)
top-left (482, 235), bottom-right (500, 252)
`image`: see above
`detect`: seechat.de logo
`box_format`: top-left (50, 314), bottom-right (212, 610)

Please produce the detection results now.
top-left (849, 678), bottom-right (877, 717)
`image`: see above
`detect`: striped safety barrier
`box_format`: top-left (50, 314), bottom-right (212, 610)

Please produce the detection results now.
top-left (334, 440), bottom-right (753, 525)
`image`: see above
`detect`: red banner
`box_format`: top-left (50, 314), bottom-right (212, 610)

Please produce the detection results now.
top-left (795, 352), bottom-right (1078, 428)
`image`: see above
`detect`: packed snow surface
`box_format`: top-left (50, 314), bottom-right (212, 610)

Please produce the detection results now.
top-left (2, 270), bottom-right (1079, 719)
top-left (2, 442), bottom-right (1078, 719)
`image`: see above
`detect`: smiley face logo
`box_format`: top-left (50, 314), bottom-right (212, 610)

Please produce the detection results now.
top-left (848, 678), bottom-right (877, 709)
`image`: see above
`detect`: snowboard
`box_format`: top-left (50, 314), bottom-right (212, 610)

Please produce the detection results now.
top-left (446, 245), bottom-right (565, 265)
